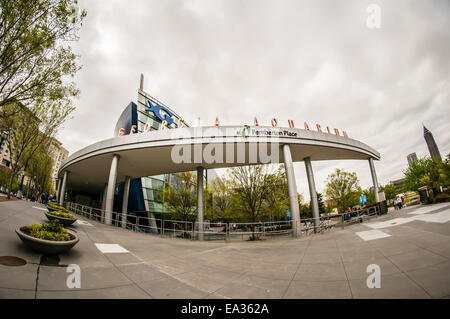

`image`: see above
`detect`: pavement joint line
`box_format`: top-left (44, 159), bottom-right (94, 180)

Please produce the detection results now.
top-left (401, 259), bottom-right (450, 274)
top-left (396, 237), bottom-right (450, 262)
top-left (0, 286), bottom-right (35, 291)
top-left (80, 226), bottom-right (155, 298)
top-left (101, 240), bottom-right (228, 298)
top-left (335, 235), bottom-right (354, 299)
top-left (365, 236), bottom-right (435, 299)
top-left (201, 269), bottom-right (254, 299)
top-left (368, 214), bottom-right (450, 261)
top-left (36, 282), bottom-right (146, 293)
top-left (34, 263), bottom-right (40, 299)
top-left (3, 200), bottom-right (450, 298)
top-left (115, 261), bottom-right (146, 267)
top-left (280, 235), bottom-right (313, 298)
top-left (181, 245), bottom-right (236, 258)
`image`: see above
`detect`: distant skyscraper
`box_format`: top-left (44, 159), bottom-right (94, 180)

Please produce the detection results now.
top-left (423, 125), bottom-right (442, 160)
top-left (407, 152), bottom-right (418, 166)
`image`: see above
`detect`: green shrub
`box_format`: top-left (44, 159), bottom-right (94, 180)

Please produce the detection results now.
top-left (26, 220), bottom-right (71, 241)
top-left (48, 210), bottom-right (74, 219)
top-left (48, 202), bottom-right (66, 211)
top-left (431, 192), bottom-right (450, 203)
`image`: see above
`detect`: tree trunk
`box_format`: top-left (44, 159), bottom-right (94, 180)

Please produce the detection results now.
top-left (7, 172), bottom-right (14, 199)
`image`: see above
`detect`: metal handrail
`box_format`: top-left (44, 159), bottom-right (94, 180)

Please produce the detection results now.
top-left (65, 201), bottom-right (385, 241)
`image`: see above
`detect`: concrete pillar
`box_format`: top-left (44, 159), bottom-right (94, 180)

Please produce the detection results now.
top-left (56, 178), bottom-right (63, 202)
top-left (59, 171), bottom-right (68, 205)
top-left (369, 157), bottom-right (380, 203)
top-left (121, 176), bottom-right (131, 228)
top-left (283, 144), bottom-right (301, 237)
top-left (197, 167), bottom-right (204, 241)
top-left (304, 157), bottom-right (320, 233)
top-left (105, 155), bottom-right (120, 225)
top-left (101, 184), bottom-right (107, 209)
top-left (101, 184), bottom-right (108, 223)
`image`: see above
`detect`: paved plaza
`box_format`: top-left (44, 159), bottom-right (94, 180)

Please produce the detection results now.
top-left (0, 199), bottom-right (449, 299)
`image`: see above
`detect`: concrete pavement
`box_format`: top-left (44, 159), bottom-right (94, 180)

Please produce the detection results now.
top-left (0, 200), bottom-right (449, 299)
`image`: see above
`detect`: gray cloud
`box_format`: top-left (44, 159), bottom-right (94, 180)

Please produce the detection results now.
top-left (58, 0), bottom-right (450, 200)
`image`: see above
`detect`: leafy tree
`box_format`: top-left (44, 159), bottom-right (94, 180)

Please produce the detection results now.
top-left (0, 0), bottom-right (86, 120)
top-left (260, 165), bottom-right (290, 222)
top-left (208, 165), bottom-right (302, 223)
top-left (1, 0), bottom-right (85, 198)
top-left (2, 101), bottom-right (72, 198)
top-left (299, 193), bottom-right (331, 219)
top-left (402, 156), bottom-right (450, 193)
top-left (0, 166), bottom-right (19, 193)
top-left (382, 184), bottom-right (397, 201)
top-left (317, 192), bottom-right (333, 215)
top-left (208, 178), bottom-right (233, 221)
top-left (226, 165), bottom-right (274, 223)
top-left (26, 142), bottom-right (54, 198)
top-left (325, 169), bottom-right (361, 213)
top-left (300, 202), bottom-right (312, 219)
top-left (161, 172), bottom-right (197, 222)
top-left (0, 165), bottom-right (12, 189)
top-left (361, 188), bottom-right (376, 204)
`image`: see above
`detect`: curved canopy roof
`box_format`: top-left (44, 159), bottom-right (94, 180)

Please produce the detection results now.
top-left (59, 126), bottom-right (380, 193)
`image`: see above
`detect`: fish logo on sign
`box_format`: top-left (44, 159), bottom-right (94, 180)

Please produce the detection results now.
top-left (145, 100), bottom-right (174, 126)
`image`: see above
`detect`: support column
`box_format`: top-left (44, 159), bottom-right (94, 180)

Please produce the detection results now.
top-left (59, 171), bottom-right (68, 205)
top-left (122, 176), bottom-right (131, 228)
top-left (197, 167), bottom-right (204, 241)
top-left (283, 144), bottom-right (301, 237)
top-left (304, 157), bottom-right (320, 233)
top-left (56, 178), bottom-right (63, 202)
top-left (105, 155), bottom-right (120, 225)
top-left (368, 157), bottom-right (380, 203)
top-left (101, 184), bottom-right (108, 223)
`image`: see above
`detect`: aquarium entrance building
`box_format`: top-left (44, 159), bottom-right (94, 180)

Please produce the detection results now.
top-left (56, 80), bottom-right (381, 238)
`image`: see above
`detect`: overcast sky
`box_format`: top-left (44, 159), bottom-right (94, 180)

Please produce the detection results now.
top-left (58, 0), bottom-right (450, 201)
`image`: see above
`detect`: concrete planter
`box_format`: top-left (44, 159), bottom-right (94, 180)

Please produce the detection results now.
top-left (15, 227), bottom-right (79, 254)
top-left (45, 211), bottom-right (76, 226)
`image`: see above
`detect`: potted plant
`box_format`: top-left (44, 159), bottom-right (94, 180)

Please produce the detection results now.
top-left (16, 220), bottom-right (79, 254)
top-left (45, 210), bottom-right (77, 226)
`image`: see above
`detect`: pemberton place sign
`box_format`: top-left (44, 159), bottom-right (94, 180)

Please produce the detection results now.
top-left (117, 99), bottom-right (349, 139)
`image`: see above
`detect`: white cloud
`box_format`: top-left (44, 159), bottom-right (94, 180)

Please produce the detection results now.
top-left (59, 0), bottom-right (450, 200)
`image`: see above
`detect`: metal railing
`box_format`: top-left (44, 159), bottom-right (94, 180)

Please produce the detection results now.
top-left (65, 201), bottom-right (385, 242)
